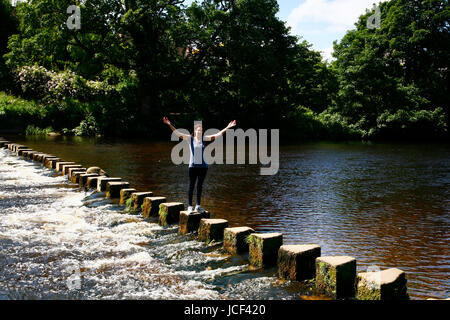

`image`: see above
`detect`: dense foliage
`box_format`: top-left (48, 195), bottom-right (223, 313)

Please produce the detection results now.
top-left (331, 0), bottom-right (449, 139)
top-left (0, 0), bottom-right (448, 140)
top-left (0, 0), bottom-right (18, 90)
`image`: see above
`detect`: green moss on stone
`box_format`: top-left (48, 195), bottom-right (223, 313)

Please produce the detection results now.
top-left (158, 204), bottom-right (169, 226)
top-left (126, 197), bottom-right (136, 212)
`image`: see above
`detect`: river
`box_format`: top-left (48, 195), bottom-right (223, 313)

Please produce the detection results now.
top-left (0, 135), bottom-right (448, 299)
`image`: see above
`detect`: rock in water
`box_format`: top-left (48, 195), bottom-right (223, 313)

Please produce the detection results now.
top-left (86, 166), bottom-right (109, 177)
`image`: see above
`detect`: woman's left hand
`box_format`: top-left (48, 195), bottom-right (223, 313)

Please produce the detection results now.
top-left (227, 120), bottom-right (237, 129)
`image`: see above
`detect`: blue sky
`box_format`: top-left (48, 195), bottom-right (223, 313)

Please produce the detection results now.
top-left (184, 0), bottom-right (382, 61)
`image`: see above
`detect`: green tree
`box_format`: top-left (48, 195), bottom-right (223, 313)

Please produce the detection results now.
top-left (3, 0), bottom-right (337, 138)
top-left (332, 0), bottom-right (449, 139)
top-left (182, 0), bottom-right (334, 130)
top-left (5, 0), bottom-right (131, 80)
top-left (0, 0), bottom-right (18, 90)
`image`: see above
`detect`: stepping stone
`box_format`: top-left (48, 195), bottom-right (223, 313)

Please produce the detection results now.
top-left (45, 158), bottom-right (61, 169)
top-left (356, 268), bottom-right (409, 300)
top-left (17, 149), bottom-right (33, 156)
top-left (79, 173), bottom-right (98, 188)
top-left (179, 211), bottom-right (210, 235)
top-left (128, 192), bottom-right (153, 211)
top-left (63, 164), bottom-right (82, 175)
top-left (15, 145), bottom-right (27, 152)
top-left (86, 176), bottom-right (101, 189)
top-left (33, 153), bottom-right (46, 161)
top-left (27, 151), bottom-right (39, 160)
top-left (248, 233), bottom-right (283, 268)
top-left (198, 219), bottom-right (228, 243)
top-left (41, 155), bottom-right (57, 164)
top-left (120, 188), bottom-right (136, 206)
top-left (97, 177), bottom-right (122, 192)
top-left (38, 154), bottom-right (52, 163)
top-left (278, 244), bottom-right (321, 281)
top-left (55, 162), bottom-right (75, 172)
top-left (158, 202), bottom-right (184, 226)
top-left (223, 227), bottom-right (254, 254)
top-left (70, 170), bottom-right (87, 184)
top-left (106, 182), bottom-right (130, 199)
top-left (142, 197), bottom-right (167, 218)
top-left (33, 153), bottom-right (47, 162)
top-left (315, 256), bottom-right (356, 299)
top-left (35, 154), bottom-right (46, 162)
top-left (39, 154), bottom-right (53, 163)
top-left (68, 167), bottom-right (86, 178)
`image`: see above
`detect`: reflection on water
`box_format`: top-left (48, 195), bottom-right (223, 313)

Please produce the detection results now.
top-left (1, 135), bottom-right (449, 299)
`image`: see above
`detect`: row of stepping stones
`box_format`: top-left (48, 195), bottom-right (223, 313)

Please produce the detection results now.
top-left (1, 140), bottom-right (410, 300)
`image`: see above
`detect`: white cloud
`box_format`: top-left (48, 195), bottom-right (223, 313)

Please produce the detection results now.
top-left (287, 0), bottom-right (382, 33)
top-left (319, 47), bottom-right (335, 61)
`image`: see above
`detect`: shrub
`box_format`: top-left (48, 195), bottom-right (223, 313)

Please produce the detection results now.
top-left (285, 106), bottom-right (363, 140)
top-left (375, 107), bottom-right (447, 139)
top-left (72, 113), bottom-right (99, 136)
top-left (15, 65), bottom-right (114, 103)
top-left (25, 124), bottom-right (53, 136)
top-left (315, 110), bottom-right (364, 139)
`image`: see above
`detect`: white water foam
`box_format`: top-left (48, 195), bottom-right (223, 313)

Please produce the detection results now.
top-left (0, 148), bottom-right (297, 300)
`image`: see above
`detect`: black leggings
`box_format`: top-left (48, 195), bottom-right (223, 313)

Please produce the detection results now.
top-left (188, 167), bottom-right (208, 207)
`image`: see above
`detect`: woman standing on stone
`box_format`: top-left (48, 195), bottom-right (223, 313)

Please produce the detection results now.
top-left (163, 117), bottom-right (237, 213)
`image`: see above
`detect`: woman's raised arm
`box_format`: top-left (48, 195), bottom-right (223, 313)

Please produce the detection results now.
top-left (163, 117), bottom-right (190, 140)
top-left (204, 120), bottom-right (237, 141)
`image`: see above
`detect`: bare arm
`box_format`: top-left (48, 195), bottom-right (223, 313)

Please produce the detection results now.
top-left (204, 120), bottom-right (237, 141)
top-left (163, 117), bottom-right (190, 140)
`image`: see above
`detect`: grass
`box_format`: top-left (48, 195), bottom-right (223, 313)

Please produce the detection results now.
top-left (25, 124), bottom-right (53, 136)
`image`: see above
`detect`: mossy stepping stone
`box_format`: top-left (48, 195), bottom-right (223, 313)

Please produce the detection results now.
top-left (179, 211), bottom-right (210, 235)
top-left (315, 256), bottom-right (356, 299)
top-left (277, 244), bottom-right (321, 281)
top-left (158, 202), bottom-right (184, 226)
top-left (223, 227), bottom-right (254, 254)
top-left (142, 197), bottom-right (167, 218)
top-left (248, 233), bottom-right (283, 268)
top-left (106, 182), bottom-right (130, 199)
top-left (129, 192), bottom-right (153, 211)
top-left (356, 268), bottom-right (409, 300)
top-left (120, 188), bottom-right (136, 205)
top-left (198, 219), bottom-right (228, 243)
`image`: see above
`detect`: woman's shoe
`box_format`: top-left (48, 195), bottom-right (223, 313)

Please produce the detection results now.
top-left (187, 206), bottom-right (194, 214)
top-left (195, 205), bottom-right (206, 213)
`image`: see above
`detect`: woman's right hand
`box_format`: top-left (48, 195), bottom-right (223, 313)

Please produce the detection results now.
top-left (163, 117), bottom-right (171, 126)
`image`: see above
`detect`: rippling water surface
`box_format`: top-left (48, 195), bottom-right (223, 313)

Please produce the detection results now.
top-left (0, 136), bottom-right (449, 300)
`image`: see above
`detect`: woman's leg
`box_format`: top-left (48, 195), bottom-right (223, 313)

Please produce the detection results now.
top-left (188, 168), bottom-right (198, 207)
top-left (196, 168), bottom-right (208, 205)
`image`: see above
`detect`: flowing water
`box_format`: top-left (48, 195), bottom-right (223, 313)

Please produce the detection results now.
top-left (0, 135), bottom-right (449, 300)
